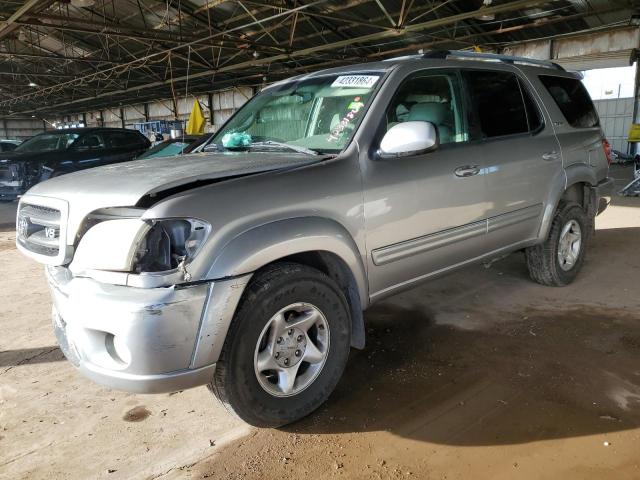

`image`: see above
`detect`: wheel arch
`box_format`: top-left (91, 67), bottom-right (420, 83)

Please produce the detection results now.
top-left (207, 217), bottom-right (369, 349)
top-left (537, 164), bottom-right (597, 242)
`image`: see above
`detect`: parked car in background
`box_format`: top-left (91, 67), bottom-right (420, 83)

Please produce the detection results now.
top-left (16, 51), bottom-right (613, 427)
top-left (0, 139), bottom-right (21, 152)
top-left (0, 128), bottom-right (150, 200)
top-left (137, 134), bottom-right (211, 159)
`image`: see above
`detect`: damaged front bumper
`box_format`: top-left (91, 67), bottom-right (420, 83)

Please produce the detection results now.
top-left (0, 163), bottom-right (26, 200)
top-left (47, 266), bottom-right (250, 394)
top-left (0, 183), bottom-right (24, 200)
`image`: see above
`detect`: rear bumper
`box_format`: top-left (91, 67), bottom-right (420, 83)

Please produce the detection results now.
top-left (594, 177), bottom-right (615, 215)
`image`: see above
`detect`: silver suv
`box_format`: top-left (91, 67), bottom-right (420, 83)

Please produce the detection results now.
top-left (16, 51), bottom-right (614, 427)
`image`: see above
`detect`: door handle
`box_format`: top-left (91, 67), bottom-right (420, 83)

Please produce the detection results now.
top-left (542, 151), bottom-right (560, 161)
top-left (454, 165), bottom-right (480, 177)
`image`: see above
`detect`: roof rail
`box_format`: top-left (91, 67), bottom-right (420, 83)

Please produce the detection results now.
top-left (422, 50), bottom-right (565, 71)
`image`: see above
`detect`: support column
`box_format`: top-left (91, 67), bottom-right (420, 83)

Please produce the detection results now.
top-left (631, 53), bottom-right (640, 155)
top-left (208, 93), bottom-right (214, 128)
top-left (119, 107), bottom-right (125, 128)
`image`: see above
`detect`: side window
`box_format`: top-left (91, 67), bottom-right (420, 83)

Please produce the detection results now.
top-left (127, 131), bottom-right (146, 148)
top-left (463, 70), bottom-right (530, 139)
top-left (539, 75), bottom-right (599, 128)
top-left (104, 131), bottom-right (141, 149)
top-left (1, 142), bottom-right (17, 152)
top-left (384, 72), bottom-right (468, 145)
top-left (75, 133), bottom-right (105, 150)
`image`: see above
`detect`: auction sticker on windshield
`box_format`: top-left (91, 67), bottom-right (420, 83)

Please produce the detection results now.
top-left (331, 75), bottom-right (379, 88)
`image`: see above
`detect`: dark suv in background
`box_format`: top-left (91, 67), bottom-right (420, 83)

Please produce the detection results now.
top-left (0, 128), bottom-right (150, 201)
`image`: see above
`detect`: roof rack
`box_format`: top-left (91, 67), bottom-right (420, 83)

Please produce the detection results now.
top-left (422, 50), bottom-right (565, 71)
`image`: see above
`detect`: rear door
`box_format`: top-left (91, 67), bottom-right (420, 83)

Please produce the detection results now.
top-left (462, 68), bottom-right (562, 249)
top-left (102, 130), bottom-right (147, 164)
top-left (537, 74), bottom-right (607, 180)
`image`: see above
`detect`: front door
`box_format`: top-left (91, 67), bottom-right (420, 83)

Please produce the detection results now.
top-left (361, 69), bottom-right (489, 300)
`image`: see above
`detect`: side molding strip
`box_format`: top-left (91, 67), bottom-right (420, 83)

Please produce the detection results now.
top-left (487, 204), bottom-right (543, 233)
top-left (371, 220), bottom-right (487, 266)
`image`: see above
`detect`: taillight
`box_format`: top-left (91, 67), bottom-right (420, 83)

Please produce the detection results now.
top-left (602, 138), bottom-right (613, 165)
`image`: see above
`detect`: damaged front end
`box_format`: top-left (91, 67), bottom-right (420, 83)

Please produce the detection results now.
top-left (0, 161), bottom-right (26, 200)
top-left (17, 197), bottom-right (249, 393)
top-left (69, 208), bottom-right (211, 286)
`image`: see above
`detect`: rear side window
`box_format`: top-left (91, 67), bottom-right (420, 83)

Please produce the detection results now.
top-left (539, 75), bottom-right (599, 128)
top-left (463, 70), bottom-right (532, 138)
top-left (104, 131), bottom-right (144, 149)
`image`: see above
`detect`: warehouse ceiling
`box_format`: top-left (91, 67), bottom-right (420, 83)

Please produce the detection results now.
top-left (0, 0), bottom-right (638, 116)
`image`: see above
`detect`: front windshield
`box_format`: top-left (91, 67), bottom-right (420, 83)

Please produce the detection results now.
top-left (209, 73), bottom-right (382, 154)
top-left (15, 132), bottom-right (80, 153)
top-left (141, 141), bottom-right (190, 159)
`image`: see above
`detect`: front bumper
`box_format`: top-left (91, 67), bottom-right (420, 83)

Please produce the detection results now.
top-left (0, 184), bottom-right (23, 200)
top-left (47, 267), bottom-right (250, 393)
top-left (594, 177), bottom-right (615, 215)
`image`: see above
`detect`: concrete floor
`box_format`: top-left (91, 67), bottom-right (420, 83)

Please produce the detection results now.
top-left (1, 166), bottom-right (639, 479)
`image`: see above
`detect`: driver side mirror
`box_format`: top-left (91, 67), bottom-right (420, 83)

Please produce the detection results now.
top-left (377, 121), bottom-right (439, 159)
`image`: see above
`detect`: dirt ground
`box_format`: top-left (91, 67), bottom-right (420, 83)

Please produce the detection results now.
top-left (2, 165), bottom-right (640, 480)
top-left (0, 200), bottom-right (17, 230)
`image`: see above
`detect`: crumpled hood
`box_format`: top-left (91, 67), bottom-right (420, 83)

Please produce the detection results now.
top-left (23, 150), bottom-right (321, 244)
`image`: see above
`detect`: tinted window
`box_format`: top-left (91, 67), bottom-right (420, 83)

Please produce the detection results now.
top-left (463, 70), bottom-right (529, 138)
top-left (385, 72), bottom-right (468, 144)
top-left (0, 142), bottom-right (17, 152)
top-left (539, 75), bottom-right (598, 128)
top-left (104, 131), bottom-right (143, 149)
top-left (14, 132), bottom-right (79, 152)
top-left (75, 132), bottom-right (105, 150)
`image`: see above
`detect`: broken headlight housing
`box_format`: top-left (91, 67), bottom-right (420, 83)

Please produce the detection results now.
top-left (133, 218), bottom-right (210, 273)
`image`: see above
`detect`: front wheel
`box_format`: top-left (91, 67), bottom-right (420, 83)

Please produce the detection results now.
top-left (526, 202), bottom-right (590, 286)
top-left (209, 262), bottom-right (351, 427)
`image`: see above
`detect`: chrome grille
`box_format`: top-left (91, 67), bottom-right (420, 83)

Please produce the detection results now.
top-left (17, 203), bottom-right (63, 258)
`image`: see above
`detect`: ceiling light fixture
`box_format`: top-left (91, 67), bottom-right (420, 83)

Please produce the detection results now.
top-left (28, 81), bottom-right (37, 87)
top-left (476, 0), bottom-right (495, 21)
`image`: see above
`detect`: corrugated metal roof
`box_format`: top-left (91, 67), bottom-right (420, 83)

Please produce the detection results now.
top-left (0, 0), bottom-right (636, 116)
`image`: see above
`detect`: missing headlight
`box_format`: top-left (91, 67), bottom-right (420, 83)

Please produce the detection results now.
top-left (134, 218), bottom-right (210, 273)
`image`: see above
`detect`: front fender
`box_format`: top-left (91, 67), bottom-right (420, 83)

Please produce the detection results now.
top-left (207, 216), bottom-right (368, 309)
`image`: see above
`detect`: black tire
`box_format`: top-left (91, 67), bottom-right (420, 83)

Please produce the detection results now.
top-left (525, 202), bottom-right (590, 286)
top-left (209, 262), bottom-right (351, 427)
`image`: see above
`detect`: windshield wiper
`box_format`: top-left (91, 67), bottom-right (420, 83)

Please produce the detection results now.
top-left (203, 140), bottom-right (320, 156)
top-left (249, 141), bottom-right (319, 156)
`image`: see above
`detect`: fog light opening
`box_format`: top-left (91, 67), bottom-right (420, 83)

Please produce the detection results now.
top-left (105, 334), bottom-right (132, 366)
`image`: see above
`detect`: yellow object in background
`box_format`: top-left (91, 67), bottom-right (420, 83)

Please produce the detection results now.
top-left (186, 100), bottom-right (205, 135)
top-left (628, 123), bottom-right (640, 142)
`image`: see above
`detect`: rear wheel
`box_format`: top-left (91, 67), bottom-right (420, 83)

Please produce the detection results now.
top-left (526, 202), bottom-right (590, 286)
top-left (209, 262), bottom-right (351, 427)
